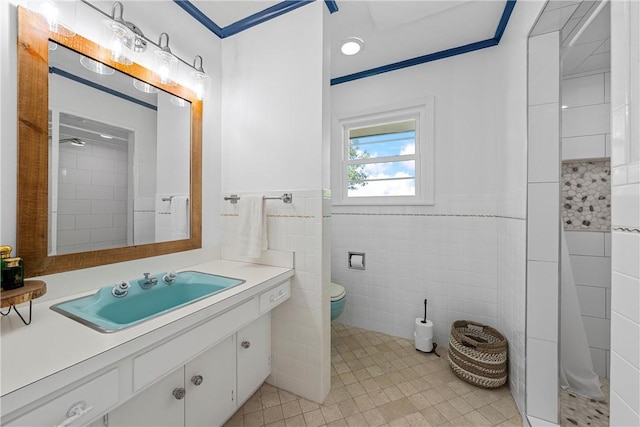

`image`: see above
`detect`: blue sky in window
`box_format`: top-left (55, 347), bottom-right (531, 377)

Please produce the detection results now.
top-left (348, 131), bottom-right (416, 197)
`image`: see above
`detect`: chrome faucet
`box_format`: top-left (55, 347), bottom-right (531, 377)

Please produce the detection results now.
top-left (138, 272), bottom-right (158, 289)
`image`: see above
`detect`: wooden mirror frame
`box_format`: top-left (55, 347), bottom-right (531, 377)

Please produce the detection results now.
top-left (17, 7), bottom-right (202, 277)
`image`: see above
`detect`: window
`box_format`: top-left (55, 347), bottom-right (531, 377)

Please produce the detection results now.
top-left (334, 98), bottom-right (434, 205)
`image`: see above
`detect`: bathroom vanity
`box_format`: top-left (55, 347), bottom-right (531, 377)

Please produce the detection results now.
top-left (0, 259), bottom-right (293, 426)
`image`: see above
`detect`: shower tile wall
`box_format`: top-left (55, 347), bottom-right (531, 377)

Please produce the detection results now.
top-left (221, 189), bottom-right (331, 404)
top-left (561, 71), bottom-right (612, 379)
top-left (56, 141), bottom-right (128, 254)
top-left (526, 30), bottom-right (560, 423)
top-left (565, 231), bottom-right (612, 378)
top-left (330, 194), bottom-right (500, 348)
top-left (496, 214), bottom-right (526, 411)
top-left (610, 2), bottom-right (640, 425)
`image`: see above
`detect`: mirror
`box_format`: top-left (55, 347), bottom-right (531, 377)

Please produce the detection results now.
top-left (17, 7), bottom-right (202, 277)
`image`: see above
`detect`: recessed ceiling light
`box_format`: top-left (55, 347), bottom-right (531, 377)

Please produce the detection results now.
top-left (561, 105), bottom-right (569, 109)
top-left (100, 134), bottom-right (114, 139)
top-left (341, 37), bottom-right (364, 56)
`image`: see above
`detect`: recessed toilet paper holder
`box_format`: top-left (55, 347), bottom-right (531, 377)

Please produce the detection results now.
top-left (348, 252), bottom-right (365, 270)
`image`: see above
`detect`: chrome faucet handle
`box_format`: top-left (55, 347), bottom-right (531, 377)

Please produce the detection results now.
top-left (112, 281), bottom-right (130, 297)
top-left (163, 271), bottom-right (177, 285)
top-left (139, 272), bottom-right (158, 289)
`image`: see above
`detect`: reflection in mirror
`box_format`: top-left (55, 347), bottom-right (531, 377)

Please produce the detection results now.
top-left (47, 42), bottom-right (192, 256)
top-left (17, 7), bottom-right (202, 277)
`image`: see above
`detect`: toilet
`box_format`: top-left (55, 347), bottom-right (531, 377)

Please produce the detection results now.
top-left (330, 282), bottom-right (346, 320)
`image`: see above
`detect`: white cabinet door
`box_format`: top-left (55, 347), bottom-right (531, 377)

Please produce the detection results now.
top-left (185, 335), bottom-right (236, 427)
top-left (107, 368), bottom-right (185, 427)
top-left (236, 313), bottom-right (271, 404)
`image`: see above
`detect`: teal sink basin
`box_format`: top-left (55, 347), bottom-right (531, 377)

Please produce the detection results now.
top-left (50, 271), bottom-right (245, 333)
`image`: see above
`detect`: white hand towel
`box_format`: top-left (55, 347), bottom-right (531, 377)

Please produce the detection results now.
top-left (171, 196), bottom-right (189, 239)
top-left (238, 195), bottom-right (267, 258)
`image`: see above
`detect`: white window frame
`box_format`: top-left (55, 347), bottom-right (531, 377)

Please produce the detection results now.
top-left (332, 97), bottom-right (435, 205)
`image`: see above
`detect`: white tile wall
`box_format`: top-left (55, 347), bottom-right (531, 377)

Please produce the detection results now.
top-left (526, 337), bottom-right (559, 422)
top-left (497, 216), bottom-right (527, 412)
top-left (53, 141), bottom-right (130, 253)
top-left (561, 72), bottom-right (611, 160)
top-left (562, 104), bottom-right (611, 139)
top-left (331, 208), bottom-right (500, 347)
top-left (527, 260), bottom-right (559, 342)
top-left (562, 135), bottom-right (606, 160)
top-left (576, 285), bottom-right (607, 318)
top-left (527, 30), bottom-right (561, 424)
top-left (529, 103), bottom-right (560, 182)
top-left (610, 2), bottom-right (640, 424)
top-left (582, 316), bottom-right (611, 350)
top-left (527, 183), bottom-right (560, 262)
top-left (565, 231), bottom-right (605, 256)
top-left (562, 73), bottom-right (605, 107)
top-left (570, 255), bottom-right (612, 287)
top-left (590, 347), bottom-right (609, 378)
top-left (221, 189), bottom-right (330, 403)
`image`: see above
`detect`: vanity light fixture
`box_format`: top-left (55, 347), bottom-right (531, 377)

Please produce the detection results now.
top-left (101, 1), bottom-right (146, 65)
top-left (154, 33), bottom-right (178, 85)
top-left (32, 0), bottom-right (76, 36)
top-left (80, 55), bottom-right (115, 75)
top-left (340, 37), bottom-right (364, 56)
top-left (191, 55), bottom-right (211, 101)
top-left (80, 0), bottom-right (210, 99)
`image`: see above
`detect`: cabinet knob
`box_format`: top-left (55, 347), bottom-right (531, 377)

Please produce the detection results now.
top-left (241, 340), bottom-right (251, 349)
top-left (173, 387), bottom-right (186, 400)
top-left (191, 375), bottom-right (204, 386)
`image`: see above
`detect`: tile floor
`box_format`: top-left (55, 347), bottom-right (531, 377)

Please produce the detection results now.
top-left (559, 378), bottom-right (610, 426)
top-left (224, 323), bottom-right (522, 426)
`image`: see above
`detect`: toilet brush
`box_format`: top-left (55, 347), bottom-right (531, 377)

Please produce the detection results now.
top-left (421, 299), bottom-right (427, 323)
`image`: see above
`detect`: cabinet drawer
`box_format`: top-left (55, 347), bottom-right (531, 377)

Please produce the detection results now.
top-left (9, 368), bottom-right (119, 427)
top-left (259, 280), bottom-right (291, 314)
top-left (133, 298), bottom-right (257, 392)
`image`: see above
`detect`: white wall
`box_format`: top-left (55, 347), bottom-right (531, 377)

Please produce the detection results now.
top-left (330, 43), bottom-right (504, 347)
top-left (329, 5), bottom-right (542, 416)
top-left (565, 231), bottom-right (612, 378)
top-left (220, 8), bottom-right (324, 192)
top-left (560, 71), bottom-right (612, 380)
top-left (610, 1), bottom-right (640, 425)
top-left (0, 0), bottom-right (222, 294)
top-left (220, 2), bottom-right (331, 404)
top-left (526, 29), bottom-right (561, 423)
top-left (562, 72), bottom-right (611, 160)
top-left (494, 0), bottom-right (545, 414)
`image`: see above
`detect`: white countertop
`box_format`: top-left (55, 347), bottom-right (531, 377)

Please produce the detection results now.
top-left (0, 259), bottom-right (293, 409)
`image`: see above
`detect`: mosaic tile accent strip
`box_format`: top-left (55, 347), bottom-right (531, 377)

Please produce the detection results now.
top-left (220, 213), bottom-right (315, 219)
top-left (562, 160), bottom-right (611, 231)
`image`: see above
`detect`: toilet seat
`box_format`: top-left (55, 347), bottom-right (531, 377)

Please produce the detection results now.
top-left (330, 282), bottom-right (345, 301)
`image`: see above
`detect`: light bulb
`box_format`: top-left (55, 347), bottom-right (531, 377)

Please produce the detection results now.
top-left (41, 0), bottom-right (59, 32)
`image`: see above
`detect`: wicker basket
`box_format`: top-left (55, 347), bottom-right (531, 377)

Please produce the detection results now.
top-left (447, 320), bottom-right (508, 389)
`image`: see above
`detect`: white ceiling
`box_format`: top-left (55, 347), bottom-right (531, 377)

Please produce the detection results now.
top-left (530, 0), bottom-right (610, 77)
top-left (187, 0), bottom-right (509, 80)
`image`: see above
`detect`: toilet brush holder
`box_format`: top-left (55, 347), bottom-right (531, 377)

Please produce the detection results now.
top-left (414, 318), bottom-right (434, 352)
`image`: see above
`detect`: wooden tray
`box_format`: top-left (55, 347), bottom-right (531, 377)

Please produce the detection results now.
top-left (1, 280), bottom-right (47, 308)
